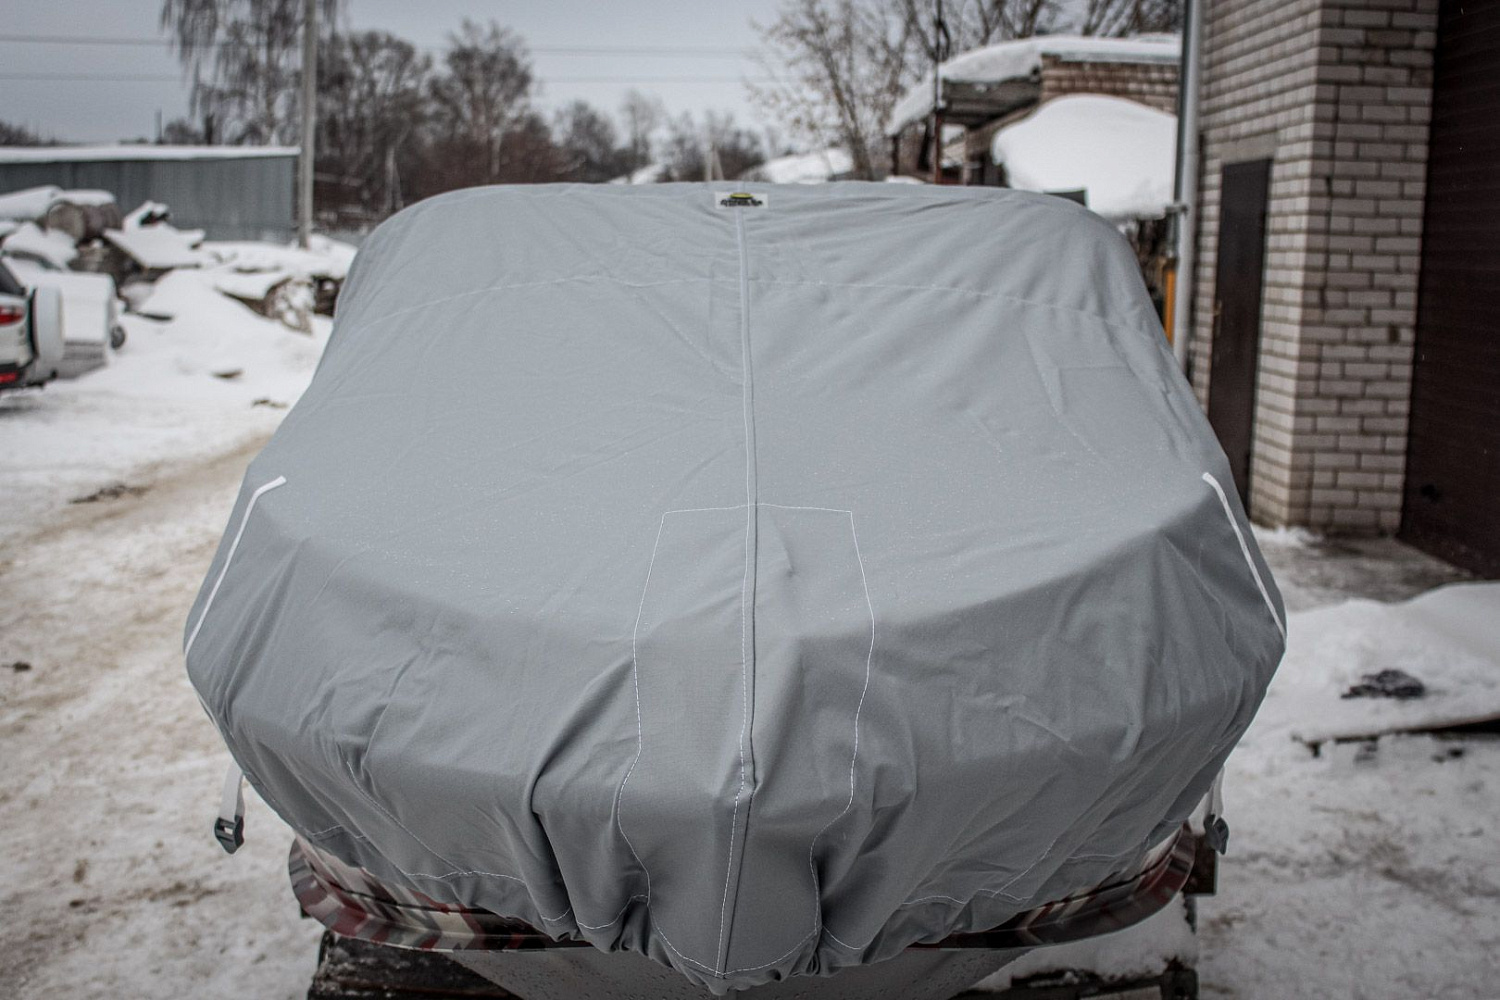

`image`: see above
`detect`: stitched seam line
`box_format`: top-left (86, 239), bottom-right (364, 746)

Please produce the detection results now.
top-left (717, 205), bottom-right (758, 974)
top-left (1201, 472), bottom-right (1285, 639)
top-left (614, 513), bottom-right (666, 938)
top-left (185, 475), bottom-right (286, 657)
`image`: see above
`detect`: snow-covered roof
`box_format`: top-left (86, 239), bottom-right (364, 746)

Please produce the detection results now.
top-left (0, 145), bottom-right (298, 165)
top-left (991, 94), bottom-right (1177, 220)
top-left (888, 33), bottom-right (1180, 135)
top-left (740, 148), bottom-right (853, 184)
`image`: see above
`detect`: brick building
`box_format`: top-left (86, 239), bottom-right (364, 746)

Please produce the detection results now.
top-left (1185, 0), bottom-right (1499, 573)
top-left (887, 35), bottom-right (1180, 185)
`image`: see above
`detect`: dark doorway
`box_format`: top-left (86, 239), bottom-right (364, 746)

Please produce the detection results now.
top-left (1400, 0), bottom-right (1500, 577)
top-left (1207, 158), bottom-right (1273, 504)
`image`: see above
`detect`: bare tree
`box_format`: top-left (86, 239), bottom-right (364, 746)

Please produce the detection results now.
top-left (318, 31), bottom-right (430, 218)
top-left (619, 90), bottom-right (666, 174)
top-left (895, 0), bottom-right (1057, 62)
top-left (160, 0), bottom-right (342, 144)
top-left (1078, 0), bottom-right (1183, 36)
top-left (0, 120), bottom-right (52, 146)
top-left (704, 112), bottom-right (767, 181)
top-left (428, 19), bottom-right (534, 183)
top-left (659, 111), bottom-right (766, 182)
top-left (750, 0), bottom-right (916, 179)
top-left (553, 101), bottom-right (626, 183)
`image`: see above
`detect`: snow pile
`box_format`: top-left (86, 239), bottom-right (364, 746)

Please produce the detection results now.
top-left (2, 221), bottom-right (79, 268)
top-left (741, 147), bottom-right (854, 184)
top-left (202, 236), bottom-right (356, 282)
top-left (1264, 582), bottom-right (1500, 744)
top-left (0, 265), bottom-right (330, 544)
top-left (105, 223), bottom-right (208, 270)
top-left (889, 33), bottom-right (1180, 134)
top-left (991, 95), bottom-right (1177, 220)
top-left (53, 188), bottom-right (116, 207)
top-left (609, 162), bottom-right (668, 185)
top-left (0, 185), bottom-right (64, 221)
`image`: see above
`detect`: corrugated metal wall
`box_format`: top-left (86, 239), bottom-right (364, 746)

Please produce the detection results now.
top-left (0, 156), bottom-right (294, 242)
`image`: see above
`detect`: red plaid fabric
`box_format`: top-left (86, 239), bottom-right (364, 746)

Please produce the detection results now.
top-left (290, 825), bottom-right (1194, 954)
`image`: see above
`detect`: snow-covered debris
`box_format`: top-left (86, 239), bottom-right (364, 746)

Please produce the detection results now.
top-left (54, 188), bottom-right (116, 207)
top-left (0, 185), bottom-right (64, 221)
top-left (991, 95), bottom-right (1177, 220)
top-left (201, 237), bottom-right (356, 282)
top-left (197, 237), bottom-right (357, 328)
top-left (1267, 582), bottom-right (1500, 745)
top-left (609, 162), bottom-right (668, 185)
top-left (740, 148), bottom-right (853, 184)
top-left (888, 33), bottom-right (1180, 135)
top-left (122, 200), bottom-right (171, 229)
top-left (2, 221), bottom-right (78, 268)
top-left (104, 223), bottom-right (207, 271)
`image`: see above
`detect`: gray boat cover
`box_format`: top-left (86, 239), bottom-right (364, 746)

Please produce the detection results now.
top-left (186, 183), bottom-right (1285, 993)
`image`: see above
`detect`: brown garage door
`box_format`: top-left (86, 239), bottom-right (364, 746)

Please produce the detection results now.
top-left (1400, 0), bottom-right (1500, 576)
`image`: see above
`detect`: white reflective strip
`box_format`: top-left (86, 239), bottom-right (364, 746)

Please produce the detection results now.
top-left (219, 761), bottom-right (245, 827)
top-left (1208, 766), bottom-right (1225, 818)
top-left (184, 475), bottom-right (286, 656)
top-left (1201, 472), bottom-right (1286, 640)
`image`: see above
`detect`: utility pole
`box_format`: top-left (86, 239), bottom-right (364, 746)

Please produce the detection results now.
top-left (930, 0), bottom-right (951, 185)
top-left (298, 0), bottom-right (317, 248)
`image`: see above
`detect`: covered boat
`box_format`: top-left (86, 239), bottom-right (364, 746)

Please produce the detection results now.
top-left (186, 182), bottom-right (1285, 994)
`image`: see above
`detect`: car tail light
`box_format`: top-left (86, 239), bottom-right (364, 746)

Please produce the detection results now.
top-left (0, 371), bottom-right (18, 384)
top-left (0, 304), bottom-right (24, 325)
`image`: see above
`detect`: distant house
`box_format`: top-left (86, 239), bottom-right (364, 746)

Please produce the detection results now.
top-left (886, 34), bottom-right (1180, 186)
top-left (0, 145), bottom-right (297, 242)
top-left (1180, 0), bottom-right (1500, 574)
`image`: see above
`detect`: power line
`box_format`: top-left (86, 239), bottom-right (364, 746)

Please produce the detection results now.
top-left (0, 71), bottom-right (768, 84)
top-left (0, 32), bottom-right (757, 57)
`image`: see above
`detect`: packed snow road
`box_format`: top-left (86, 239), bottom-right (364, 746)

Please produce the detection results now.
top-left (0, 433), bottom-right (319, 999)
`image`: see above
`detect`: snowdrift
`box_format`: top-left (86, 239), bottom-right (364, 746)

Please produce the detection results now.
top-left (186, 183), bottom-right (1285, 992)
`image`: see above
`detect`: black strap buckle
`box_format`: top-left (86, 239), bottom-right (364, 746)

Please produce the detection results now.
top-left (214, 814), bottom-right (245, 854)
top-left (1204, 814), bottom-right (1230, 855)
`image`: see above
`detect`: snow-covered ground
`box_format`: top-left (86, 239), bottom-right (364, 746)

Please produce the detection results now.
top-left (1, 274), bottom-right (1497, 997)
top-left (0, 270), bottom-right (328, 549)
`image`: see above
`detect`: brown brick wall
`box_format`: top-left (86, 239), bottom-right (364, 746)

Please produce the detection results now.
top-left (1188, 0), bottom-right (1437, 533)
top-left (1038, 55), bottom-right (1179, 113)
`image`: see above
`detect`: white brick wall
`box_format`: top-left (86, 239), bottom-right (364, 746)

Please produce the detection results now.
top-left (1189, 0), bottom-right (1438, 533)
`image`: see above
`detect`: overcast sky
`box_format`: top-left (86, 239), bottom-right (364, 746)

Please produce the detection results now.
top-left (5, 0), bottom-right (785, 145)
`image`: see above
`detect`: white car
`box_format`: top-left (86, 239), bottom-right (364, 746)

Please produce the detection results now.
top-left (0, 259), bottom-right (65, 391)
top-left (4, 255), bottom-right (126, 377)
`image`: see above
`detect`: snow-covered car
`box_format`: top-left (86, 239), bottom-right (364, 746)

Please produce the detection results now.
top-left (0, 259), bottom-right (64, 391)
top-left (4, 255), bottom-right (126, 377)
